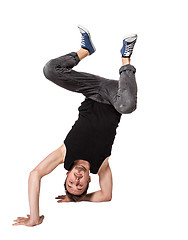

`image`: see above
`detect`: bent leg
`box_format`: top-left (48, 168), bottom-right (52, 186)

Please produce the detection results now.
top-left (43, 51), bottom-right (137, 113)
top-left (114, 64), bottom-right (137, 114)
top-left (99, 33), bottom-right (138, 114)
top-left (99, 64), bottom-right (137, 114)
top-left (43, 52), bottom-right (110, 104)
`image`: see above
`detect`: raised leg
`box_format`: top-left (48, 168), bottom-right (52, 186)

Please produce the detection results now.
top-left (43, 49), bottom-right (112, 104)
top-left (43, 50), bottom-right (137, 114)
top-left (98, 34), bottom-right (138, 114)
top-left (43, 26), bottom-right (138, 114)
top-left (43, 25), bottom-right (112, 104)
top-left (98, 62), bottom-right (137, 114)
top-left (114, 62), bottom-right (137, 114)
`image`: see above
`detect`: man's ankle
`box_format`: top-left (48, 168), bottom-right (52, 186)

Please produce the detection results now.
top-left (77, 48), bottom-right (89, 60)
top-left (122, 57), bottom-right (130, 66)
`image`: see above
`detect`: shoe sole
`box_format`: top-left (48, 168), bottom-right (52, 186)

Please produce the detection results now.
top-left (77, 24), bottom-right (96, 53)
top-left (123, 33), bottom-right (137, 42)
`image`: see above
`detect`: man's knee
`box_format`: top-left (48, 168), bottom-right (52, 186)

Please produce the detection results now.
top-left (43, 59), bottom-right (57, 80)
top-left (116, 97), bottom-right (137, 114)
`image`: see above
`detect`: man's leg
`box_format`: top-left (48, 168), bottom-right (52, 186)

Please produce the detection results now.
top-left (98, 34), bottom-right (138, 114)
top-left (43, 25), bottom-right (111, 104)
top-left (43, 49), bottom-right (110, 104)
top-left (114, 58), bottom-right (137, 114)
top-left (43, 26), bottom-right (138, 114)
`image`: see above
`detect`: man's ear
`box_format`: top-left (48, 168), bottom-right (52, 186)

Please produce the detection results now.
top-left (89, 176), bottom-right (91, 183)
top-left (66, 171), bottom-right (70, 176)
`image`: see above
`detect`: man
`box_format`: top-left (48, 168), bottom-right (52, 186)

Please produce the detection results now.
top-left (13, 25), bottom-right (138, 226)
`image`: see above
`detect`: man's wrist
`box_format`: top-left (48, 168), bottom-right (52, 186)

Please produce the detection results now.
top-left (30, 214), bottom-right (40, 223)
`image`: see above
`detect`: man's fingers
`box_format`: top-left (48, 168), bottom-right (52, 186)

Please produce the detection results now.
top-left (13, 219), bottom-right (25, 224)
top-left (13, 218), bottom-right (25, 222)
top-left (12, 222), bottom-right (21, 226)
top-left (14, 216), bottom-right (29, 221)
top-left (12, 221), bottom-right (25, 226)
top-left (18, 217), bottom-right (26, 220)
top-left (13, 218), bottom-right (19, 222)
top-left (13, 217), bottom-right (28, 223)
top-left (13, 219), bottom-right (19, 222)
top-left (13, 215), bottom-right (30, 226)
top-left (56, 195), bottom-right (66, 199)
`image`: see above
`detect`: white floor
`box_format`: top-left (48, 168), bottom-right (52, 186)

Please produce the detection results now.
top-left (1, 0), bottom-right (188, 239)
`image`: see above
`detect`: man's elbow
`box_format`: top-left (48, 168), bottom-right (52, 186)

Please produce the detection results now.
top-left (29, 169), bottom-right (42, 180)
top-left (104, 194), bottom-right (112, 202)
top-left (106, 197), bottom-right (112, 202)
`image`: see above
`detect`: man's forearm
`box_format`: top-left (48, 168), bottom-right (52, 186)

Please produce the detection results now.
top-left (83, 190), bottom-right (112, 202)
top-left (28, 171), bottom-right (41, 222)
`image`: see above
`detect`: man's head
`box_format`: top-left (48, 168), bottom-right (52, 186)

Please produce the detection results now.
top-left (64, 160), bottom-right (91, 202)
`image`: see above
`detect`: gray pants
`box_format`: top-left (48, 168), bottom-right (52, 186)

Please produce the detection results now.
top-left (43, 52), bottom-right (137, 114)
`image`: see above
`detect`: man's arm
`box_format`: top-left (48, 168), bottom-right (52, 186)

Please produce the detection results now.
top-left (28, 144), bottom-right (65, 221)
top-left (83, 157), bottom-right (113, 202)
top-left (13, 144), bottom-right (66, 226)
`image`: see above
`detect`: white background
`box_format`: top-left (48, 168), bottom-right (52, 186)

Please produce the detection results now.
top-left (0, 0), bottom-right (188, 239)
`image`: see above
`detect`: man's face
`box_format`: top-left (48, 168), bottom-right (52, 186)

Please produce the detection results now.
top-left (66, 164), bottom-right (91, 195)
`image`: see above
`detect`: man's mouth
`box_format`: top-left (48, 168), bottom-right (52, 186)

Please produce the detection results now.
top-left (75, 173), bottom-right (83, 178)
top-left (75, 165), bottom-right (87, 172)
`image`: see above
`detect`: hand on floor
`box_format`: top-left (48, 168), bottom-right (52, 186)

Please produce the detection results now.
top-left (12, 214), bottom-right (44, 227)
top-left (55, 195), bottom-right (71, 202)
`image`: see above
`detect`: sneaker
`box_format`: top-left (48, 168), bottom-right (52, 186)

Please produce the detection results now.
top-left (120, 34), bottom-right (137, 58)
top-left (78, 25), bottom-right (96, 55)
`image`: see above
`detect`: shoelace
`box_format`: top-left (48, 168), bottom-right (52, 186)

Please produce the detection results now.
top-left (124, 40), bottom-right (136, 54)
top-left (81, 34), bottom-right (88, 47)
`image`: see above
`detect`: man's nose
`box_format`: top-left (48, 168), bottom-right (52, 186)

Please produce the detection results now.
top-left (75, 178), bottom-right (80, 186)
top-left (75, 176), bottom-right (80, 182)
top-left (74, 173), bottom-right (82, 180)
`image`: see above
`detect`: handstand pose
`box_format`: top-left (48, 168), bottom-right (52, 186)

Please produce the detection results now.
top-left (13, 25), bottom-right (138, 226)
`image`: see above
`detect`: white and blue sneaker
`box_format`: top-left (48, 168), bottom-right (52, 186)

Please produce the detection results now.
top-left (78, 25), bottom-right (96, 55)
top-left (120, 34), bottom-right (137, 58)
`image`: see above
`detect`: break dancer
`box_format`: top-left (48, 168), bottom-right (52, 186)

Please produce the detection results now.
top-left (13, 25), bottom-right (138, 226)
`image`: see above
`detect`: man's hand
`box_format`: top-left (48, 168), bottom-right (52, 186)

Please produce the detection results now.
top-left (55, 195), bottom-right (71, 202)
top-left (12, 214), bottom-right (44, 227)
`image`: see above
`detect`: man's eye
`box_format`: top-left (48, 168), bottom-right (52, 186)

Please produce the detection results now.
top-left (70, 181), bottom-right (73, 184)
top-left (79, 184), bottom-right (82, 187)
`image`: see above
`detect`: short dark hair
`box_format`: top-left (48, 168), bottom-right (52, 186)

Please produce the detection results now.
top-left (64, 179), bottom-right (89, 202)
